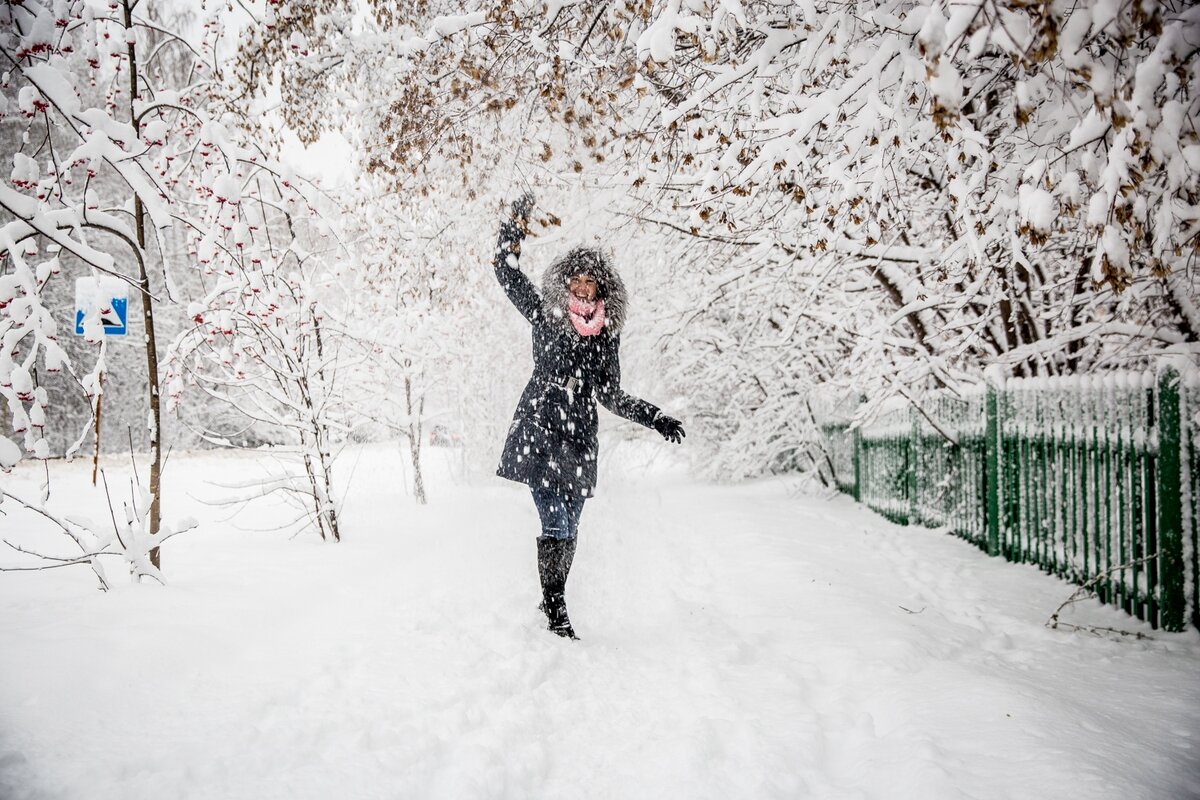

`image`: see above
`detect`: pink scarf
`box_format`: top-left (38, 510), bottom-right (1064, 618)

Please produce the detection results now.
top-left (568, 295), bottom-right (606, 336)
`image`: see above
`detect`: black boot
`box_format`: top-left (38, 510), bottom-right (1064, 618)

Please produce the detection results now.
top-left (536, 537), bottom-right (577, 610)
top-left (537, 536), bottom-right (578, 639)
top-left (537, 536), bottom-right (576, 610)
top-left (561, 536), bottom-right (576, 581)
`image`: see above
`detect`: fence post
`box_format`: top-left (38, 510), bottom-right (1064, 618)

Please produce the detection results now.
top-left (985, 366), bottom-right (1005, 557)
top-left (852, 393), bottom-right (866, 503)
top-left (1157, 364), bottom-right (1185, 632)
top-left (909, 404), bottom-right (920, 525)
top-left (852, 424), bottom-right (863, 503)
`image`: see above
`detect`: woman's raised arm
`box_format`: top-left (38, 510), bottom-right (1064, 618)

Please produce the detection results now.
top-left (494, 194), bottom-right (542, 324)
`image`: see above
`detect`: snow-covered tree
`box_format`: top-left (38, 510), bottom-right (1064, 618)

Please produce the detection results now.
top-left (221, 0), bottom-right (1200, 483)
top-left (406, 0), bottom-right (1200, 477)
top-left (1, 0), bottom-right (343, 568)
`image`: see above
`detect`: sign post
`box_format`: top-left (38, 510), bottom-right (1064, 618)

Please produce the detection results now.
top-left (74, 276), bottom-right (129, 484)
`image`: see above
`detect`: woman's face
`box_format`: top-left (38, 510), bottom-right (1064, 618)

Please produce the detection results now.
top-left (569, 273), bottom-right (598, 302)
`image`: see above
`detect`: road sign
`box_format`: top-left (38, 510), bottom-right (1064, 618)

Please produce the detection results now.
top-left (74, 276), bottom-right (129, 337)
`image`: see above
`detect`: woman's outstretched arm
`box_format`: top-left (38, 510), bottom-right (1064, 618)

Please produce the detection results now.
top-left (595, 338), bottom-right (660, 426)
top-left (596, 339), bottom-right (686, 444)
top-left (494, 194), bottom-right (542, 324)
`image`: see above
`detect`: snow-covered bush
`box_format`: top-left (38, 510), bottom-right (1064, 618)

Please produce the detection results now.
top-left (0, 474), bottom-right (197, 590)
top-left (169, 272), bottom-right (350, 542)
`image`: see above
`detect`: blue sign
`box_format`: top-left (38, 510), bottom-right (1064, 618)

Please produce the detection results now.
top-left (74, 277), bottom-right (129, 337)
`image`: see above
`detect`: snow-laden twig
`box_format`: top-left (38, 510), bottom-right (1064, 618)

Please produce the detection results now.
top-left (0, 482), bottom-right (197, 590)
top-left (1045, 554), bottom-right (1160, 640)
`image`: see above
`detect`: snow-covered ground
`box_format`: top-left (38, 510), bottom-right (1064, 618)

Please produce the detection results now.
top-left (1, 443), bottom-right (1198, 800)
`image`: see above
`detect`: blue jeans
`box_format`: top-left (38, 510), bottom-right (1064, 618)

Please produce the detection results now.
top-left (531, 486), bottom-right (587, 540)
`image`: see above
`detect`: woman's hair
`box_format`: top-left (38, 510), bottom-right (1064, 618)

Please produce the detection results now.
top-left (560, 250), bottom-right (608, 298)
top-left (541, 246), bottom-right (629, 334)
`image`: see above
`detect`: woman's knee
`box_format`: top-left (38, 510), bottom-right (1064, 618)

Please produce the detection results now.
top-left (532, 491), bottom-right (575, 539)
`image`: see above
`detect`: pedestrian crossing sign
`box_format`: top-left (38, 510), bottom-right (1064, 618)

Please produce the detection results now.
top-left (74, 276), bottom-right (129, 337)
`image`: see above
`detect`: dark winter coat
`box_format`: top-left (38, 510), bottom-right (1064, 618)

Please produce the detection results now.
top-left (494, 226), bottom-right (659, 498)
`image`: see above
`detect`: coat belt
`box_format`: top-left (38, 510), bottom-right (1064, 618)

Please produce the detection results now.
top-left (545, 375), bottom-right (585, 393)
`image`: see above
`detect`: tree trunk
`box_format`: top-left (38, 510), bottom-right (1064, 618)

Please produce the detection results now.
top-left (313, 418), bottom-right (340, 542)
top-left (405, 375), bottom-right (427, 505)
top-left (299, 437), bottom-right (327, 542)
top-left (124, 1), bottom-right (162, 570)
top-left (308, 309), bottom-right (340, 540)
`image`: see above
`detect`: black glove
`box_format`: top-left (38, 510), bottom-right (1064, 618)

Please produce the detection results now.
top-left (498, 193), bottom-right (535, 256)
top-left (653, 413), bottom-right (685, 444)
top-left (511, 192), bottom-right (535, 224)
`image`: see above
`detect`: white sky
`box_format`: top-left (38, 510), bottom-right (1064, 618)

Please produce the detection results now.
top-left (279, 127), bottom-right (357, 189)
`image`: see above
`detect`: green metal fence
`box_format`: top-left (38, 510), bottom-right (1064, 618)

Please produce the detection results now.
top-left (817, 365), bottom-right (1199, 632)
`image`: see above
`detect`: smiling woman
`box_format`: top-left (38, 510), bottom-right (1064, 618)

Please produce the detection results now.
top-left (492, 193), bottom-right (686, 640)
top-left (568, 274), bottom-right (597, 301)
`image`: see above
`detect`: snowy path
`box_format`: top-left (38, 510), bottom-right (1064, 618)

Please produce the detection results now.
top-left (1, 444), bottom-right (1198, 800)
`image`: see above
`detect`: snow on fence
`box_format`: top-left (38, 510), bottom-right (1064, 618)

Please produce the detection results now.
top-left (816, 364), bottom-right (1199, 633)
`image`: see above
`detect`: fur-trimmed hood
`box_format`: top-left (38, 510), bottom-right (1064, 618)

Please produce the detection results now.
top-left (541, 247), bottom-right (628, 336)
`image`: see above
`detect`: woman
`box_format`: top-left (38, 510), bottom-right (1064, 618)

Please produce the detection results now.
top-left (494, 194), bottom-right (685, 640)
